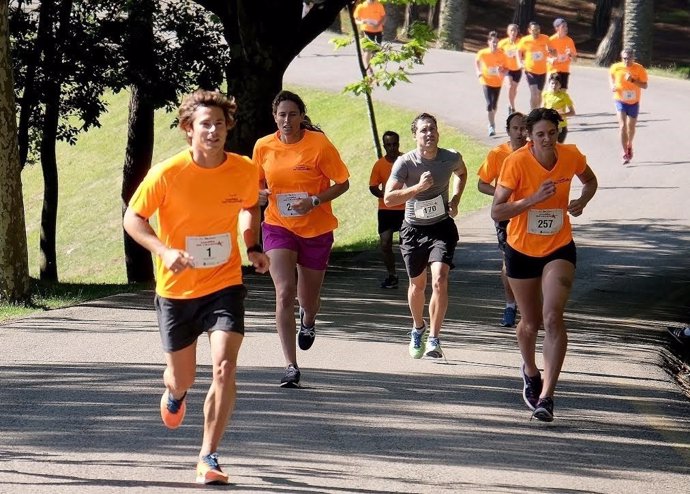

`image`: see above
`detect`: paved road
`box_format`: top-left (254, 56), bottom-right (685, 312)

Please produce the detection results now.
top-left (1, 33), bottom-right (689, 493)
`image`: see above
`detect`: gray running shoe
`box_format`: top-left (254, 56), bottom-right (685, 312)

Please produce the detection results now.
top-left (280, 364), bottom-right (301, 388)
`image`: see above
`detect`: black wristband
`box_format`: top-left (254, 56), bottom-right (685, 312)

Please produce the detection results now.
top-left (246, 244), bottom-right (263, 254)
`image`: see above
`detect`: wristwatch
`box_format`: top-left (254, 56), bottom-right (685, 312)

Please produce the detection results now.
top-left (311, 195), bottom-right (321, 207)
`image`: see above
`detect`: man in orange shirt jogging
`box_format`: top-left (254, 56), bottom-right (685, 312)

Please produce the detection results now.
top-left (475, 31), bottom-right (509, 136)
top-left (609, 48), bottom-right (648, 164)
top-left (547, 18), bottom-right (577, 89)
top-left (369, 130), bottom-right (404, 288)
top-left (354, 0), bottom-right (386, 73)
top-left (491, 108), bottom-right (597, 422)
top-left (517, 22), bottom-right (555, 110)
top-left (124, 90), bottom-right (270, 484)
top-left (477, 112), bottom-right (527, 328)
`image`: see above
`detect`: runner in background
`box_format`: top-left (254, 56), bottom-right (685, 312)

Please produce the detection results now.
top-left (541, 73), bottom-right (575, 143)
top-left (498, 23), bottom-right (522, 114)
top-left (477, 112), bottom-right (527, 328)
top-left (517, 22), bottom-right (555, 110)
top-left (354, 0), bottom-right (386, 74)
top-left (547, 18), bottom-right (577, 89)
top-left (475, 31), bottom-right (509, 137)
top-left (369, 130), bottom-right (404, 289)
top-left (609, 48), bottom-right (648, 164)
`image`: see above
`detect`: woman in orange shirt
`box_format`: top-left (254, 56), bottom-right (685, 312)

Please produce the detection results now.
top-left (491, 108), bottom-right (597, 422)
top-left (253, 91), bottom-right (350, 388)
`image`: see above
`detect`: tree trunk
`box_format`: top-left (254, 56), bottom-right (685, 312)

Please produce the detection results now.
top-left (38, 0), bottom-right (72, 282)
top-left (0, 1), bottom-right (30, 302)
top-left (595, 7), bottom-right (624, 66)
top-left (512, 0), bottom-right (536, 34)
top-left (121, 0), bottom-right (156, 284)
top-left (16, 1), bottom-right (51, 169)
top-left (383, 3), bottom-right (404, 41)
top-left (347, 3), bottom-right (381, 158)
top-left (591, 0), bottom-right (620, 41)
top-left (437, 0), bottom-right (469, 51)
top-left (624, 0), bottom-right (654, 66)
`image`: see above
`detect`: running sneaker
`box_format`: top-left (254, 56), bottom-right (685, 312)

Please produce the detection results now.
top-left (627, 146), bottom-right (633, 160)
top-left (622, 151), bottom-right (630, 164)
top-left (667, 326), bottom-right (690, 346)
top-left (280, 364), bottom-right (301, 388)
top-left (500, 306), bottom-right (517, 327)
top-left (508, 105), bottom-right (514, 114)
top-left (408, 324), bottom-right (426, 359)
top-left (531, 397), bottom-right (555, 422)
top-left (520, 364), bottom-right (542, 411)
top-left (488, 124), bottom-right (496, 136)
top-left (297, 307), bottom-right (315, 350)
top-left (196, 453), bottom-right (229, 485)
top-left (423, 337), bottom-right (444, 359)
top-left (160, 389), bottom-right (186, 430)
top-left (380, 275), bottom-right (399, 289)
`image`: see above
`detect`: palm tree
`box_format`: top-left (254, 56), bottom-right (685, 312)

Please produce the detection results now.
top-left (437, 0), bottom-right (468, 50)
top-left (623, 0), bottom-right (654, 66)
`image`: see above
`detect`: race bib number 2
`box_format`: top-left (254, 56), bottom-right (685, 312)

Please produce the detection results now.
top-left (527, 209), bottom-right (563, 235)
top-left (277, 192), bottom-right (308, 217)
top-left (185, 233), bottom-right (231, 268)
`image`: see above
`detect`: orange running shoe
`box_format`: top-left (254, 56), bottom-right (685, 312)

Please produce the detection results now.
top-left (196, 453), bottom-right (229, 485)
top-left (159, 389), bottom-right (186, 429)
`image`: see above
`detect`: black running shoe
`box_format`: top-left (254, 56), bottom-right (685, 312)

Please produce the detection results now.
top-left (520, 364), bottom-right (542, 411)
top-left (280, 364), bottom-right (301, 388)
top-left (532, 397), bottom-right (554, 422)
top-left (667, 326), bottom-right (690, 346)
top-left (380, 275), bottom-right (399, 289)
top-left (297, 307), bottom-right (315, 350)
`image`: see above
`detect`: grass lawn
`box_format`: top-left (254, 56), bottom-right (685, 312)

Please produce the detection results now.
top-left (4, 85), bottom-right (490, 321)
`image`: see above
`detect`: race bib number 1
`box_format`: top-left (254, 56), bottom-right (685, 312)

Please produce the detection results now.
top-left (185, 233), bottom-right (231, 268)
top-left (277, 192), bottom-right (308, 217)
top-left (527, 208), bottom-right (563, 235)
top-left (414, 195), bottom-right (445, 220)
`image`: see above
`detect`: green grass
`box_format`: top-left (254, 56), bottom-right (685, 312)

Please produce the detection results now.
top-left (5, 85), bottom-right (489, 322)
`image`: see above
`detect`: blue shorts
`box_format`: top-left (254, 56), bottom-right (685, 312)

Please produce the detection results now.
top-left (615, 100), bottom-right (640, 118)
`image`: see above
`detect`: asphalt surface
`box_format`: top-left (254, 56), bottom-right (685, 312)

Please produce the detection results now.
top-left (2, 33), bottom-right (689, 493)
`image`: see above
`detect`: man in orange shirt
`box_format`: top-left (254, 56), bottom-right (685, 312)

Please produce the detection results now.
top-left (124, 90), bottom-right (270, 484)
top-left (498, 23), bottom-right (522, 114)
top-left (354, 0), bottom-right (386, 73)
top-left (475, 31), bottom-right (509, 136)
top-left (548, 18), bottom-right (577, 89)
top-left (609, 48), bottom-right (649, 164)
top-left (369, 131), bottom-right (404, 288)
top-left (477, 112), bottom-right (527, 328)
top-left (517, 21), bottom-right (555, 110)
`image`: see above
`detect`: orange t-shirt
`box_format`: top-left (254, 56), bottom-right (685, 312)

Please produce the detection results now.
top-left (354, 1), bottom-right (385, 33)
top-left (518, 34), bottom-right (552, 74)
top-left (129, 149), bottom-right (259, 299)
top-left (477, 142), bottom-right (514, 186)
top-left (498, 143), bottom-right (587, 257)
top-left (253, 130), bottom-right (350, 238)
top-left (498, 37), bottom-right (521, 71)
top-left (369, 156), bottom-right (404, 210)
top-left (610, 62), bottom-right (648, 104)
top-left (548, 35), bottom-right (576, 73)
top-left (476, 48), bottom-right (508, 88)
